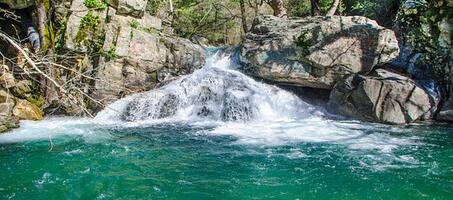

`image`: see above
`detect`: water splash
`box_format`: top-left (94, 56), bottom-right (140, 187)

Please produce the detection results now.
top-left (96, 51), bottom-right (317, 123)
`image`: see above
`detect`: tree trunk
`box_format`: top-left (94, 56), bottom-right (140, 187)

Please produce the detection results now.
top-left (239, 0), bottom-right (248, 33)
top-left (310, 0), bottom-right (320, 16)
top-left (326, 0), bottom-right (340, 16)
top-left (36, 3), bottom-right (47, 51)
top-left (267, 0), bottom-right (287, 18)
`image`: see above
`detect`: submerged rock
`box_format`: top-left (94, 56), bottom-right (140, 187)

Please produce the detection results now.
top-left (240, 15), bottom-right (399, 89)
top-left (327, 69), bottom-right (436, 124)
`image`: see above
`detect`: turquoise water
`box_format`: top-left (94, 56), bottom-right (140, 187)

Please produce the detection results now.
top-left (0, 119), bottom-right (452, 199)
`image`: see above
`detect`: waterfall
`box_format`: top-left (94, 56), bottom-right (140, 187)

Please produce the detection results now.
top-left (95, 49), bottom-right (318, 123)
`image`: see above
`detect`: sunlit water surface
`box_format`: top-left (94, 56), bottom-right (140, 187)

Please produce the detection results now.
top-left (0, 118), bottom-right (452, 199)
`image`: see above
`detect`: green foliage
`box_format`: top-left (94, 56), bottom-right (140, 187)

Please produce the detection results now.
top-left (147, 0), bottom-right (166, 14)
top-left (55, 18), bottom-right (67, 51)
top-left (287, 0), bottom-right (311, 17)
top-left (75, 11), bottom-right (106, 56)
top-left (83, 0), bottom-right (107, 9)
top-left (170, 0), bottom-right (241, 45)
top-left (76, 11), bottom-right (101, 44)
top-left (345, 0), bottom-right (400, 27)
top-left (295, 32), bottom-right (311, 55)
top-left (395, 0), bottom-right (452, 95)
top-left (288, 0), bottom-right (345, 17)
top-left (130, 19), bottom-right (140, 29)
top-left (27, 95), bottom-right (45, 108)
top-left (101, 47), bottom-right (117, 61)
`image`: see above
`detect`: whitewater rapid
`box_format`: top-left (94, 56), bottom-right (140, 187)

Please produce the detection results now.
top-left (95, 52), bottom-right (319, 123)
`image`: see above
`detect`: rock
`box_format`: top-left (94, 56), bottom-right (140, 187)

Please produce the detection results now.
top-left (0, 72), bottom-right (16, 89)
top-left (240, 15), bottom-right (399, 89)
top-left (12, 99), bottom-right (43, 121)
top-left (0, 89), bottom-right (15, 104)
top-left (13, 80), bottom-right (32, 98)
top-left (0, 90), bottom-right (18, 133)
top-left (0, 116), bottom-right (19, 133)
top-left (105, 0), bottom-right (119, 8)
top-left (327, 69), bottom-right (436, 124)
top-left (0, 64), bottom-right (9, 75)
top-left (117, 0), bottom-right (147, 18)
top-left (93, 11), bottom-right (205, 109)
top-left (64, 0), bottom-right (107, 52)
top-left (437, 98), bottom-right (453, 122)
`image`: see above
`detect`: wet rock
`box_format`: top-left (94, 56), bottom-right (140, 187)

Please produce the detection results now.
top-left (327, 69), bottom-right (436, 124)
top-left (437, 98), bottom-right (453, 122)
top-left (240, 15), bottom-right (399, 89)
top-left (0, 116), bottom-right (19, 133)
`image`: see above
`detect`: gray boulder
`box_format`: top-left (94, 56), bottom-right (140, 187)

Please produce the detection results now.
top-left (240, 15), bottom-right (399, 89)
top-left (93, 10), bottom-right (205, 108)
top-left (327, 69), bottom-right (436, 124)
top-left (437, 97), bottom-right (453, 122)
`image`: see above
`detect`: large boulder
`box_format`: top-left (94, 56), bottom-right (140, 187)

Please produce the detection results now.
top-left (240, 15), bottom-right (399, 89)
top-left (327, 69), bottom-right (437, 124)
top-left (93, 9), bottom-right (205, 108)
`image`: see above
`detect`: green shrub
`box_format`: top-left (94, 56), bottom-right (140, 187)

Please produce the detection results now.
top-left (84, 0), bottom-right (107, 9)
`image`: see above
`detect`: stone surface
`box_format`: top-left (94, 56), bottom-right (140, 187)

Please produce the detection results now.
top-left (13, 80), bottom-right (32, 98)
top-left (437, 98), bottom-right (453, 122)
top-left (327, 69), bottom-right (436, 124)
top-left (93, 11), bottom-right (205, 109)
top-left (12, 99), bottom-right (43, 121)
top-left (0, 89), bottom-right (15, 104)
top-left (117, 0), bottom-right (147, 18)
top-left (0, 72), bottom-right (16, 89)
top-left (240, 15), bottom-right (399, 89)
top-left (64, 0), bottom-right (107, 52)
top-left (0, 116), bottom-right (19, 133)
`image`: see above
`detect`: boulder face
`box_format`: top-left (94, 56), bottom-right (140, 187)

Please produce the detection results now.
top-left (327, 69), bottom-right (436, 124)
top-left (240, 15), bottom-right (399, 89)
top-left (437, 97), bottom-right (453, 122)
top-left (59, 0), bottom-right (206, 111)
top-left (91, 8), bottom-right (206, 109)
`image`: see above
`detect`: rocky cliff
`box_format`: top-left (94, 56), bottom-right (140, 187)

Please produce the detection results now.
top-left (0, 0), bottom-right (206, 132)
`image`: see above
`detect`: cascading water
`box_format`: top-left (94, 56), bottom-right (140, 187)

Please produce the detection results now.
top-left (95, 50), bottom-right (319, 123)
